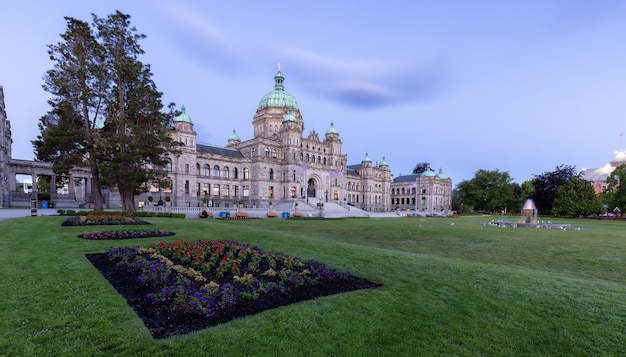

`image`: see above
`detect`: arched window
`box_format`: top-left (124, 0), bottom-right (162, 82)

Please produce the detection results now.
top-left (165, 158), bottom-right (172, 172)
top-left (223, 166), bottom-right (229, 178)
top-left (271, 149), bottom-right (277, 158)
top-left (323, 157), bottom-right (327, 165)
top-left (300, 153), bottom-right (304, 160)
top-left (305, 154), bottom-right (309, 162)
top-left (269, 168), bottom-right (274, 180)
top-left (213, 165), bottom-right (220, 177)
top-left (264, 148), bottom-right (270, 158)
top-left (203, 164), bottom-right (210, 176)
top-left (318, 156), bottom-right (321, 163)
top-left (233, 167), bottom-right (239, 179)
top-left (311, 155), bottom-right (315, 163)
top-left (243, 167), bottom-right (250, 180)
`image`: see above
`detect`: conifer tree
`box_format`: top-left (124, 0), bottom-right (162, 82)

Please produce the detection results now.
top-left (33, 11), bottom-right (179, 212)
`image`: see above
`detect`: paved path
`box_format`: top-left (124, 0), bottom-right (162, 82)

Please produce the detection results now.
top-left (0, 207), bottom-right (69, 220)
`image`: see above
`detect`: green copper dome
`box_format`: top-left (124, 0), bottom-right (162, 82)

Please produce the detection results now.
top-left (283, 109), bottom-right (297, 122)
top-left (174, 105), bottom-right (193, 123)
top-left (437, 169), bottom-right (448, 179)
top-left (258, 69), bottom-right (299, 109)
top-left (380, 156), bottom-right (389, 166)
top-left (326, 121), bottom-right (339, 134)
top-left (362, 152), bottom-right (372, 163)
top-left (422, 166), bottom-right (436, 177)
top-left (228, 129), bottom-right (240, 141)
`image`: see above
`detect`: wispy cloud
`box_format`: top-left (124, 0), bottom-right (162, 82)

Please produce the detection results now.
top-left (277, 47), bottom-right (447, 108)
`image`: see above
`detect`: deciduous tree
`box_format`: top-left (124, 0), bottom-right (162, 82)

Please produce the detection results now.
top-left (412, 162), bottom-right (431, 174)
top-left (604, 164), bottom-right (626, 218)
top-left (531, 164), bottom-right (576, 214)
top-left (453, 169), bottom-right (521, 213)
top-left (551, 177), bottom-right (602, 217)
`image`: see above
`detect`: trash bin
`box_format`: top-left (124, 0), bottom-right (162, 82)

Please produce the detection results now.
top-left (220, 211), bottom-right (228, 218)
top-left (282, 212), bottom-right (289, 218)
top-left (41, 201), bottom-right (49, 209)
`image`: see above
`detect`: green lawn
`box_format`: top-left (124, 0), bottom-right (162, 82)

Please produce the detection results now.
top-left (1, 215), bottom-right (625, 356)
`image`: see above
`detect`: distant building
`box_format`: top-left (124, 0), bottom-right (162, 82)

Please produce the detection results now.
top-left (580, 150), bottom-right (626, 194)
top-left (390, 167), bottom-right (452, 214)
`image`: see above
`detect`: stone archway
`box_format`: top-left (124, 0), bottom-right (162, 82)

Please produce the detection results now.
top-left (307, 178), bottom-right (316, 199)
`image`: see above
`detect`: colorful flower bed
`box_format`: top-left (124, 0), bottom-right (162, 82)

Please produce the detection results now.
top-left (92, 239), bottom-right (380, 337)
top-left (62, 214), bottom-right (151, 226)
top-left (78, 229), bottom-right (175, 240)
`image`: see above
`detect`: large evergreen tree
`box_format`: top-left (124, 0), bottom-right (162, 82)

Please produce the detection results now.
top-left (33, 17), bottom-right (107, 210)
top-left (33, 12), bottom-right (179, 212)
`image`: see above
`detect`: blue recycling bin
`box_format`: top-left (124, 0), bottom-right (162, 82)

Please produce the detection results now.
top-left (41, 201), bottom-right (49, 209)
top-left (282, 211), bottom-right (289, 218)
top-left (219, 211), bottom-right (227, 218)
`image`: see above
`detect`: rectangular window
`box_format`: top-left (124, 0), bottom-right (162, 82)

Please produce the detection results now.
top-left (185, 164), bottom-right (189, 173)
top-left (212, 184), bottom-right (220, 196)
top-left (268, 186), bottom-right (274, 198)
top-left (196, 183), bottom-right (200, 196)
top-left (234, 186), bottom-right (239, 197)
top-left (203, 183), bottom-right (209, 196)
top-left (222, 185), bottom-right (229, 197)
top-left (184, 180), bottom-right (189, 194)
top-left (243, 185), bottom-right (250, 197)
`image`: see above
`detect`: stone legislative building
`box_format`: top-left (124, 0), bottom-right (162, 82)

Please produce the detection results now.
top-left (162, 69), bottom-right (392, 211)
top-left (0, 69), bottom-right (453, 214)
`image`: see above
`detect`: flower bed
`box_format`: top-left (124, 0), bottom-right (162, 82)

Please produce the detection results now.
top-left (62, 214), bottom-right (151, 226)
top-left (78, 229), bottom-right (175, 240)
top-left (87, 239), bottom-right (380, 338)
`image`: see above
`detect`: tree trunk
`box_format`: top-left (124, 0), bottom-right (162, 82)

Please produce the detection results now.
top-left (119, 189), bottom-right (136, 213)
top-left (90, 164), bottom-right (104, 212)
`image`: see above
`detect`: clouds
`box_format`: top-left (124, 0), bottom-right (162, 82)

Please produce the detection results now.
top-left (158, 3), bottom-right (446, 110)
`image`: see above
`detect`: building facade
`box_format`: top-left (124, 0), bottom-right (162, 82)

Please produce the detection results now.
top-left (160, 69), bottom-right (393, 211)
top-left (390, 168), bottom-right (453, 215)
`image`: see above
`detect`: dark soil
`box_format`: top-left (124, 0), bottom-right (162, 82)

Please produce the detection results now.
top-left (86, 253), bottom-right (381, 339)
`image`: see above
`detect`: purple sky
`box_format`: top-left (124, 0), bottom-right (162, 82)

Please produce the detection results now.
top-left (2, 1), bottom-right (626, 184)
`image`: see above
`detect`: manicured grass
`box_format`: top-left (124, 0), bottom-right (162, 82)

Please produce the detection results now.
top-left (1, 215), bottom-right (625, 356)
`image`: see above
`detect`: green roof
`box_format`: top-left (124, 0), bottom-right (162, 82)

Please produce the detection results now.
top-left (174, 105), bottom-right (193, 123)
top-left (228, 129), bottom-right (240, 141)
top-left (283, 109), bottom-right (297, 122)
top-left (362, 152), bottom-right (372, 162)
top-left (258, 70), bottom-right (299, 109)
top-left (326, 121), bottom-right (339, 134)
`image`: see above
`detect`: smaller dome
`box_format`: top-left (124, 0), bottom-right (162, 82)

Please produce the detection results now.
top-left (611, 150), bottom-right (626, 167)
top-left (380, 156), bottom-right (389, 166)
top-left (95, 114), bottom-right (105, 129)
top-left (422, 166), bottom-right (436, 177)
top-left (283, 109), bottom-right (297, 122)
top-left (174, 105), bottom-right (192, 123)
top-left (228, 129), bottom-right (240, 141)
top-left (362, 152), bottom-right (372, 163)
top-left (326, 121), bottom-right (339, 134)
top-left (437, 169), bottom-right (448, 179)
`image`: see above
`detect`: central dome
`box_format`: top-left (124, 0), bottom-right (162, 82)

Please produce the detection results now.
top-left (258, 70), bottom-right (299, 109)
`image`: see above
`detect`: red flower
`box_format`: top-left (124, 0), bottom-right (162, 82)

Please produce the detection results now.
top-left (233, 262), bottom-right (238, 270)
